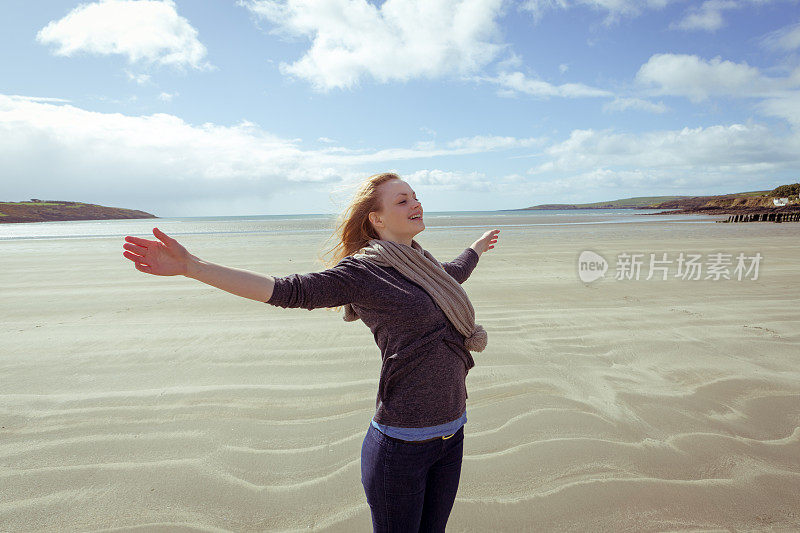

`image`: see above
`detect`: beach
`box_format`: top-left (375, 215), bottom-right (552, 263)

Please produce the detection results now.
top-left (1, 213), bottom-right (799, 531)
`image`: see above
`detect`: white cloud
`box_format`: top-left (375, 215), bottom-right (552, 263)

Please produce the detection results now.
top-left (496, 52), bottom-right (525, 71)
top-left (240, 0), bottom-right (507, 91)
top-left (320, 134), bottom-right (544, 163)
top-left (603, 97), bottom-right (668, 113)
top-left (758, 93), bottom-right (800, 126)
top-left (158, 91), bottom-right (178, 102)
top-left (444, 134), bottom-right (543, 150)
top-left (635, 53), bottom-right (798, 102)
top-left (4, 93), bottom-right (798, 213)
top-left (520, 0), bottom-right (676, 23)
top-left (523, 168), bottom-right (677, 198)
top-left (476, 70), bottom-right (612, 98)
top-left (516, 122), bottom-right (800, 204)
top-left (126, 70), bottom-right (152, 85)
top-left (37, 0), bottom-right (209, 70)
top-left (6, 95), bottom-right (71, 103)
top-left (530, 124), bottom-right (800, 175)
top-left (0, 94), bottom-right (321, 194)
top-left (519, 0), bottom-right (567, 22)
top-left (671, 0), bottom-right (795, 33)
top-left (761, 21), bottom-right (800, 51)
top-left (405, 169), bottom-right (493, 191)
top-left (0, 94), bottom-right (543, 213)
top-left (517, 163), bottom-right (796, 206)
top-left (522, 0), bottom-right (791, 34)
top-left (671, 0), bottom-right (737, 31)
top-left (402, 168), bottom-right (534, 194)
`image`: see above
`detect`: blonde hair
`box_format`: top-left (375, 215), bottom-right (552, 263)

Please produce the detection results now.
top-left (320, 172), bottom-right (401, 269)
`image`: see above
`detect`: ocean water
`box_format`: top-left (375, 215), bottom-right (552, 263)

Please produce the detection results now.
top-left (0, 209), bottom-right (722, 241)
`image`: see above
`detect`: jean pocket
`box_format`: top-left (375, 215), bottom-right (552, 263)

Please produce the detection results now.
top-left (368, 424), bottom-right (393, 449)
top-left (383, 448), bottom-right (429, 496)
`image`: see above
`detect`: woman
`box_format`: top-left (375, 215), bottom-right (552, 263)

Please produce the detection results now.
top-left (122, 172), bottom-right (500, 532)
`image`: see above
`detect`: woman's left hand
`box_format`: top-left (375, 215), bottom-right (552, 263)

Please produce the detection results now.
top-left (470, 229), bottom-right (500, 256)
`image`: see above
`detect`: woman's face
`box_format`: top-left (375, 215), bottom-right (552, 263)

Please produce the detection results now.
top-left (369, 179), bottom-right (424, 243)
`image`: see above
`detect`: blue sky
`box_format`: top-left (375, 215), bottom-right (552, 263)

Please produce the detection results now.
top-left (1, 0), bottom-right (799, 216)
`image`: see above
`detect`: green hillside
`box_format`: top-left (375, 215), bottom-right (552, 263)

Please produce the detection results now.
top-left (519, 188), bottom-right (780, 210)
top-left (0, 200), bottom-right (157, 223)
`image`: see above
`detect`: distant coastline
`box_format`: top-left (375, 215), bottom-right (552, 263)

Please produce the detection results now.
top-left (510, 184), bottom-right (800, 216)
top-left (0, 200), bottom-right (157, 224)
top-left (5, 183), bottom-right (799, 223)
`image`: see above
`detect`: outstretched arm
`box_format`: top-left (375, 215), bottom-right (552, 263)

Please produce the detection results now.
top-left (442, 229), bottom-right (500, 283)
top-left (123, 228), bottom-right (275, 302)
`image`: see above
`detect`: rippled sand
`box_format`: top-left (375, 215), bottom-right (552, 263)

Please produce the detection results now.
top-left (2, 218), bottom-right (799, 531)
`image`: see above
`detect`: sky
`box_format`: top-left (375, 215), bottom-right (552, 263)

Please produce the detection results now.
top-left (1, 0), bottom-right (799, 216)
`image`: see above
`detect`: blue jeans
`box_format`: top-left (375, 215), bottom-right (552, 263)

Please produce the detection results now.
top-left (361, 423), bottom-right (464, 532)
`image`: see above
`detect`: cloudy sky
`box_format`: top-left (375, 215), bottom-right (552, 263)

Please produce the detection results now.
top-left (2, 0), bottom-right (799, 216)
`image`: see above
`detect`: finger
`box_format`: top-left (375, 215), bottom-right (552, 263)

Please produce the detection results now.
top-left (125, 235), bottom-right (156, 247)
top-left (153, 227), bottom-right (173, 244)
top-left (123, 250), bottom-right (146, 263)
top-left (123, 242), bottom-right (147, 255)
top-left (134, 262), bottom-right (152, 274)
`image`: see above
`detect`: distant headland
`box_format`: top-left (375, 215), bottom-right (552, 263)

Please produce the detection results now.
top-left (513, 183), bottom-right (800, 217)
top-left (0, 200), bottom-right (157, 224)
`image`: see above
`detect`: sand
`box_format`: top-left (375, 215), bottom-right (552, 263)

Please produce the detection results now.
top-left (1, 219), bottom-right (799, 532)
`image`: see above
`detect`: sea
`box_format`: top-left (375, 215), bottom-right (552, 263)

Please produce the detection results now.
top-left (0, 209), bottom-right (723, 241)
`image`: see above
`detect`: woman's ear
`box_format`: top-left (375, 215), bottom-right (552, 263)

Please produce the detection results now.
top-left (368, 211), bottom-right (382, 229)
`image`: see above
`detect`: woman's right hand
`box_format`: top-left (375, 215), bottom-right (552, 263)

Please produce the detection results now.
top-left (123, 227), bottom-right (192, 276)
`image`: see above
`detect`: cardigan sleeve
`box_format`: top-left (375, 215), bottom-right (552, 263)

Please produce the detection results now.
top-left (441, 247), bottom-right (479, 284)
top-left (266, 257), bottom-right (366, 310)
